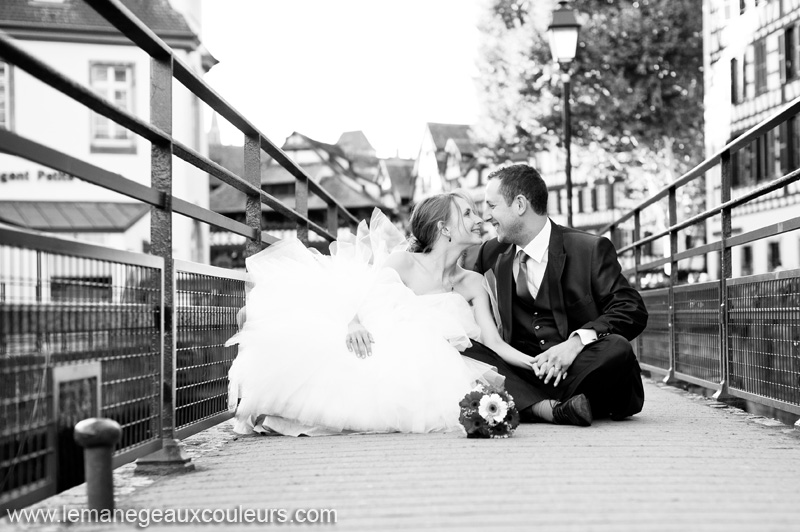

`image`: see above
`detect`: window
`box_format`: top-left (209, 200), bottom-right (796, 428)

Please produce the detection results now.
top-left (768, 242), bottom-right (782, 271)
top-left (781, 25), bottom-right (799, 83)
top-left (754, 39), bottom-right (767, 94)
top-left (596, 184), bottom-right (609, 211)
top-left (548, 190), bottom-right (561, 215)
top-left (740, 0), bottom-right (746, 14)
top-left (731, 58), bottom-right (740, 104)
top-left (89, 63), bottom-right (135, 153)
top-left (732, 136), bottom-right (752, 188)
top-left (581, 187), bottom-right (594, 213)
top-left (643, 231), bottom-right (654, 257)
top-left (51, 276), bottom-right (112, 303)
top-left (779, 115), bottom-right (799, 177)
top-left (0, 61), bottom-right (12, 130)
top-left (741, 246), bottom-right (753, 276)
top-left (732, 132), bottom-right (777, 187)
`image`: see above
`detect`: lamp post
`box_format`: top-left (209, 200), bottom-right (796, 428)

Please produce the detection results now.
top-left (548, 0), bottom-right (581, 228)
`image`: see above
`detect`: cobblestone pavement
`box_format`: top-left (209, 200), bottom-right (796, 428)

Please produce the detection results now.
top-left (4, 378), bottom-right (800, 532)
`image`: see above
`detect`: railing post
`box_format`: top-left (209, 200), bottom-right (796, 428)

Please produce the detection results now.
top-left (665, 187), bottom-right (678, 384)
top-left (244, 134), bottom-right (263, 257)
top-left (633, 210), bottom-right (642, 291)
top-left (633, 210), bottom-right (643, 357)
top-left (135, 52), bottom-right (193, 474)
top-left (713, 150), bottom-right (733, 401)
top-left (296, 176), bottom-right (309, 245)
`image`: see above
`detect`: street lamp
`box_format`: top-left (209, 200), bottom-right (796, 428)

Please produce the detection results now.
top-left (548, 0), bottom-right (581, 227)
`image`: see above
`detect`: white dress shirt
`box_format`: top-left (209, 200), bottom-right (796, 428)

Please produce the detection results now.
top-left (514, 219), bottom-right (597, 346)
top-left (514, 219), bottom-right (551, 300)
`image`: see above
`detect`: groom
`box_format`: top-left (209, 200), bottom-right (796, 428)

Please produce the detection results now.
top-left (466, 164), bottom-right (648, 426)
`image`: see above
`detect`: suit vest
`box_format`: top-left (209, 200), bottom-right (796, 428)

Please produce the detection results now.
top-left (510, 265), bottom-right (563, 355)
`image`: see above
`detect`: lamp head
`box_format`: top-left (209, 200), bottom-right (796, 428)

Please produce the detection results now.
top-left (547, 0), bottom-right (581, 65)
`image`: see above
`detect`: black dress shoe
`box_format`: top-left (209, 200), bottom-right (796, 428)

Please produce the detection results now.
top-left (552, 394), bottom-right (593, 426)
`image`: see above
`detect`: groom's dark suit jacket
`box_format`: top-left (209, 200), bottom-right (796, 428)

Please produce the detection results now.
top-left (473, 221), bottom-right (647, 346)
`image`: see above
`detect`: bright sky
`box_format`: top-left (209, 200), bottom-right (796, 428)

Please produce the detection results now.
top-left (200, 0), bottom-right (483, 158)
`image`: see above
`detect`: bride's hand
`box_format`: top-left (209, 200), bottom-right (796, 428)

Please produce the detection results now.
top-left (346, 320), bottom-right (374, 358)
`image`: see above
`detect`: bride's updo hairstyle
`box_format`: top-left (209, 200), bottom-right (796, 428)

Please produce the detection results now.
top-left (408, 191), bottom-right (473, 253)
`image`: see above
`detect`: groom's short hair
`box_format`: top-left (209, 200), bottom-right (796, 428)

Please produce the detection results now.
top-left (488, 164), bottom-right (548, 215)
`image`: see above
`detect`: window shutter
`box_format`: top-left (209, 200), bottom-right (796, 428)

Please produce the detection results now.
top-left (779, 31), bottom-right (787, 84)
top-left (766, 128), bottom-right (776, 180)
top-left (742, 51), bottom-right (748, 100)
top-left (795, 23), bottom-right (800, 80)
top-left (778, 120), bottom-right (788, 176)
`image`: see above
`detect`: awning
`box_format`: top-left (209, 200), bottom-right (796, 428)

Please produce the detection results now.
top-left (0, 201), bottom-right (149, 232)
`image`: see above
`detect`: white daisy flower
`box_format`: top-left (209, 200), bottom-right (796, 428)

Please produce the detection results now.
top-left (478, 393), bottom-right (508, 424)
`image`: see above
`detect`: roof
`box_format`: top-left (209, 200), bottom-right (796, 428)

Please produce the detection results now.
top-left (208, 144), bottom-right (244, 179)
top-left (261, 162), bottom-right (332, 185)
top-left (336, 131), bottom-right (375, 157)
top-left (281, 132), bottom-right (345, 158)
top-left (0, 0), bottom-right (199, 48)
top-left (383, 158), bottom-right (415, 200)
top-left (350, 154), bottom-right (380, 182)
top-left (447, 137), bottom-right (479, 157)
top-left (0, 201), bottom-right (148, 232)
top-left (427, 123), bottom-right (473, 151)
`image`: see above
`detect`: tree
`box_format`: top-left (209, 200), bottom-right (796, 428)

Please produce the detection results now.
top-left (475, 0), bottom-right (705, 215)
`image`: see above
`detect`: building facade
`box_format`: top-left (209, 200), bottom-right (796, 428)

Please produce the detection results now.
top-left (703, 0), bottom-right (800, 277)
top-left (0, 0), bottom-right (214, 263)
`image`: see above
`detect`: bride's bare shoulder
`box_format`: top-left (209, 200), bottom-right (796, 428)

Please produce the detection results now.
top-left (460, 269), bottom-right (484, 285)
top-left (459, 269), bottom-right (488, 295)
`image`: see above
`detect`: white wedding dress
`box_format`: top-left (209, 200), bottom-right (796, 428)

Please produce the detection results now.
top-left (226, 209), bottom-right (501, 436)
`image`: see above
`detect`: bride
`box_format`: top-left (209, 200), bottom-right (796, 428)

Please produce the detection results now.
top-left (226, 191), bottom-right (539, 436)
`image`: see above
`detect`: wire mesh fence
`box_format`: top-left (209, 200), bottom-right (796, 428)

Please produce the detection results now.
top-left (727, 273), bottom-right (800, 408)
top-left (174, 261), bottom-right (245, 434)
top-left (674, 282), bottom-right (721, 384)
top-left (0, 232), bottom-right (163, 508)
top-left (638, 289), bottom-right (670, 371)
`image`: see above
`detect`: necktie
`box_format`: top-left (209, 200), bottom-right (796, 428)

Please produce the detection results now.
top-left (516, 250), bottom-right (535, 305)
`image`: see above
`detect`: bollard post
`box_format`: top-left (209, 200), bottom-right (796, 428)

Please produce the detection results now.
top-left (74, 418), bottom-right (122, 511)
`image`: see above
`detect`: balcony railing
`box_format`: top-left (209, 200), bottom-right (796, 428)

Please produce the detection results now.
top-left (600, 95), bottom-right (800, 419)
top-left (0, 0), bottom-right (359, 511)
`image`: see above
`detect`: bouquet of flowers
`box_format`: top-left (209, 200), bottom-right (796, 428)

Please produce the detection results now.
top-left (458, 384), bottom-right (520, 438)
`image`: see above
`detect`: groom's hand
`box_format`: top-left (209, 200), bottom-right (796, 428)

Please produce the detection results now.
top-left (533, 336), bottom-right (583, 386)
top-left (346, 321), bottom-right (374, 358)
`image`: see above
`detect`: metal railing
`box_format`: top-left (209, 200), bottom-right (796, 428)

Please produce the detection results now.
top-left (600, 95), bottom-right (800, 419)
top-left (0, 0), bottom-right (359, 511)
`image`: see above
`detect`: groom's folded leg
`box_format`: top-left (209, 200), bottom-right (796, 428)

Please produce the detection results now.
top-left (461, 341), bottom-right (551, 412)
top-left (558, 334), bottom-right (644, 419)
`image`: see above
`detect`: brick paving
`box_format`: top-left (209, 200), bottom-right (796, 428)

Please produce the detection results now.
top-left (5, 378), bottom-right (800, 532)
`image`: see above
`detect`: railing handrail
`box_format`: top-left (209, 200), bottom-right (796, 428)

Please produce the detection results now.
top-left (617, 167), bottom-right (800, 256)
top-left (0, 10), bottom-right (358, 244)
top-left (83, 0), bottom-right (360, 230)
top-left (599, 94), bottom-right (800, 235)
top-left (0, 224), bottom-right (164, 268)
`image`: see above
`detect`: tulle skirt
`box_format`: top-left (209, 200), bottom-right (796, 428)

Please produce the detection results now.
top-left (226, 211), bottom-right (501, 436)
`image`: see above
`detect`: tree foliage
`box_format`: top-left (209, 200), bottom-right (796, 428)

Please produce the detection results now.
top-left (475, 0), bottom-right (705, 207)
